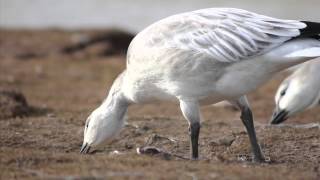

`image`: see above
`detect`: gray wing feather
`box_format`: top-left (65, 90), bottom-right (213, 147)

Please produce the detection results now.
top-left (180, 8), bottom-right (306, 62)
top-left (143, 8), bottom-right (306, 63)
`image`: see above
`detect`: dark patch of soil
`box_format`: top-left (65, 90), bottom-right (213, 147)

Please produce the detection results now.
top-left (0, 88), bottom-right (30, 119)
top-left (0, 29), bottom-right (134, 60)
top-left (61, 29), bottom-right (135, 57)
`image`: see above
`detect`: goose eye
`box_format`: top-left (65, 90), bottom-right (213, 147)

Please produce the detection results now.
top-left (85, 118), bottom-right (90, 128)
top-left (280, 90), bottom-right (286, 96)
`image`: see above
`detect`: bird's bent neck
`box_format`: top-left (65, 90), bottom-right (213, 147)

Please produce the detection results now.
top-left (99, 71), bottom-right (130, 122)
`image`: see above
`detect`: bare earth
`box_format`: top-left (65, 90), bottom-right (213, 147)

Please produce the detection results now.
top-left (0, 30), bottom-right (319, 180)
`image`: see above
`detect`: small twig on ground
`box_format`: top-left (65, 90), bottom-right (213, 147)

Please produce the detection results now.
top-left (136, 146), bottom-right (189, 160)
top-left (145, 134), bottom-right (178, 146)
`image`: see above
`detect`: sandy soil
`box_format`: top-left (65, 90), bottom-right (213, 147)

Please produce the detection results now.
top-left (0, 30), bottom-right (319, 180)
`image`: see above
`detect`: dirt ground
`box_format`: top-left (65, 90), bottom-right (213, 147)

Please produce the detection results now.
top-left (0, 30), bottom-right (319, 180)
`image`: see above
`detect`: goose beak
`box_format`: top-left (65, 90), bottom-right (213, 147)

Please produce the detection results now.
top-left (80, 142), bottom-right (91, 154)
top-left (270, 109), bottom-right (289, 124)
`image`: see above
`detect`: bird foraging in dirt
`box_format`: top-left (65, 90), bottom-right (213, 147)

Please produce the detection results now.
top-left (270, 59), bottom-right (320, 124)
top-left (80, 8), bottom-right (320, 162)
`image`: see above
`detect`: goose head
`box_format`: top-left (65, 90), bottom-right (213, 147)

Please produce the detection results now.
top-left (80, 73), bottom-right (129, 154)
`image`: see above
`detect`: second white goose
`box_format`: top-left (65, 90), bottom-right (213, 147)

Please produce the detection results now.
top-left (271, 58), bottom-right (320, 124)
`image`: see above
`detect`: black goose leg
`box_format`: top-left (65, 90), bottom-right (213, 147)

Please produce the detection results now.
top-left (232, 96), bottom-right (265, 162)
top-left (189, 122), bottom-right (200, 159)
top-left (240, 107), bottom-right (265, 162)
top-left (179, 100), bottom-right (201, 160)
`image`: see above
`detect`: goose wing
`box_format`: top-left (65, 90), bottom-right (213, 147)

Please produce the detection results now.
top-left (149, 8), bottom-right (306, 62)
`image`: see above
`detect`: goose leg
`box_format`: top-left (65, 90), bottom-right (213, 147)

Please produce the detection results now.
top-left (230, 96), bottom-right (265, 162)
top-left (179, 100), bottom-right (201, 160)
top-left (189, 122), bottom-right (200, 159)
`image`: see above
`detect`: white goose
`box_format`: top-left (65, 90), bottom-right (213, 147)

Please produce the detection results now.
top-left (80, 8), bottom-right (320, 162)
top-left (271, 59), bottom-right (320, 124)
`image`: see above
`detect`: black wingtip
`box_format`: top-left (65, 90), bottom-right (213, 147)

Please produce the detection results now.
top-left (299, 21), bottom-right (320, 39)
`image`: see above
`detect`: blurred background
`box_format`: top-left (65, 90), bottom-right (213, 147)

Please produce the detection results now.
top-left (1, 1), bottom-right (320, 179)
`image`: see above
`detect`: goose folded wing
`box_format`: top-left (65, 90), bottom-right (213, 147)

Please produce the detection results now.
top-left (171, 8), bottom-right (307, 62)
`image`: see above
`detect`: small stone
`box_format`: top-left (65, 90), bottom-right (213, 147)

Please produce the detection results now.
top-left (218, 136), bottom-right (235, 146)
top-left (47, 113), bottom-right (56, 118)
top-left (110, 150), bottom-right (124, 155)
top-left (210, 135), bottom-right (235, 146)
